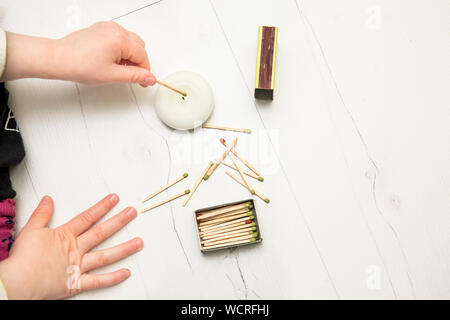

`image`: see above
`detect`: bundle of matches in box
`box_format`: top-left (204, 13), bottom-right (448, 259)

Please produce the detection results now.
top-left (195, 200), bottom-right (262, 252)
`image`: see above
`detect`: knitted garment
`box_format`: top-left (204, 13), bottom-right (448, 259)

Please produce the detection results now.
top-left (0, 199), bottom-right (15, 262)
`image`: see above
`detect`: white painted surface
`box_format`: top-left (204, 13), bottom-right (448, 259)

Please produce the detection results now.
top-left (2, 0), bottom-right (449, 299)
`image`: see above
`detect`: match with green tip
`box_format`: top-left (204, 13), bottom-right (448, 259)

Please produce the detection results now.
top-left (251, 189), bottom-right (256, 195)
top-left (245, 129), bottom-right (252, 134)
top-left (251, 226), bottom-right (257, 231)
top-left (250, 222), bottom-right (256, 226)
top-left (258, 176), bottom-right (264, 182)
top-left (252, 232), bottom-right (259, 237)
top-left (185, 189), bottom-right (191, 194)
top-left (182, 173), bottom-right (188, 178)
top-left (264, 198), bottom-right (270, 203)
top-left (249, 215), bottom-right (255, 220)
top-left (203, 174), bottom-right (210, 180)
top-left (249, 238), bottom-right (256, 243)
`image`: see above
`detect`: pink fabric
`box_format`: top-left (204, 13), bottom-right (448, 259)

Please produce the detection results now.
top-left (0, 198), bottom-right (15, 261)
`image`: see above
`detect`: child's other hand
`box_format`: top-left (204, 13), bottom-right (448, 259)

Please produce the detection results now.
top-left (3, 21), bottom-right (156, 87)
top-left (55, 21), bottom-right (156, 86)
top-left (0, 194), bottom-right (143, 299)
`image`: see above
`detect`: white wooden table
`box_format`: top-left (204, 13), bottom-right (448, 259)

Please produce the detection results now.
top-left (2, 0), bottom-right (449, 299)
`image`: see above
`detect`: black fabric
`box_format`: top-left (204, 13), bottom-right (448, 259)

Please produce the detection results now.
top-left (0, 167), bottom-right (15, 199)
top-left (0, 83), bottom-right (25, 200)
top-left (0, 83), bottom-right (25, 167)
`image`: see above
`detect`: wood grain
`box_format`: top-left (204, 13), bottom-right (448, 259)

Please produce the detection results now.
top-left (3, 0), bottom-right (449, 299)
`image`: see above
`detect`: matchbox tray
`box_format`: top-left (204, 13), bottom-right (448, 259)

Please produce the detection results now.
top-left (194, 199), bottom-right (263, 253)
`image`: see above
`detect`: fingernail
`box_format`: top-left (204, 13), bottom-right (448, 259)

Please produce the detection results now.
top-left (134, 237), bottom-right (143, 250)
top-left (41, 196), bottom-right (50, 205)
top-left (109, 194), bottom-right (119, 204)
top-left (123, 269), bottom-right (131, 277)
top-left (127, 207), bottom-right (137, 219)
top-left (144, 76), bottom-right (156, 86)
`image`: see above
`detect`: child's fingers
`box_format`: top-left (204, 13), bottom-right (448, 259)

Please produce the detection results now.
top-left (109, 64), bottom-right (156, 86)
top-left (127, 30), bottom-right (146, 48)
top-left (24, 195), bottom-right (54, 229)
top-left (81, 237), bottom-right (143, 272)
top-left (62, 193), bottom-right (119, 236)
top-left (80, 268), bottom-right (131, 291)
top-left (77, 207), bottom-right (137, 253)
top-left (121, 39), bottom-right (150, 70)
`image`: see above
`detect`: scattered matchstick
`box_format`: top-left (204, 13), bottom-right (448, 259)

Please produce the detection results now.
top-left (182, 162), bottom-right (213, 207)
top-left (141, 173), bottom-right (188, 203)
top-left (203, 238), bottom-right (257, 250)
top-left (196, 202), bottom-right (252, 220)
top-left (141, 189), bottom-right (190, 213)
top-left (203, 160), bottom-right (218, 180)
top-left (156, 80), bottom-right (187, 97)
top-left (229, 153), bottom-right (255, 195)
top-left (202, 124), bottom-right (252, 134)
top-left (204, 137), bottom-right (238, 180)
top-left (226, 171), bottom-right (270, 203)
top-left (222, 161), bottom-right (264, 182)
top-left (220, 138), bottom-right (260, 176)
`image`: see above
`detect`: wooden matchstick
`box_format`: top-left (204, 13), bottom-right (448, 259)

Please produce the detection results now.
top-left (199, 216), bottom-right (254, 232)
top-left (200, 227), bottom-right (256, 240)
top-left (141, 190), bottom-right (190, 213)
top-left (156, 80), bottom-right (187, 97)
top-left (196, 202), bottom-right (252, 220)
top-left (203, 160), bottom-right (219, 180)
top-left (199, 211), bottom-right (252, 227)
top-left (199, 220), bottom-right (254, 235)
top-left (202, 238), bottom-right (256, 250)
top-left (202, 124), bottom-right (252, 134)
top-left (220, 138), bottom-right (260, 176)
top-left (199, 208), bottom-right (251, 222)
top-left (200, 222), bottom-right (256, 237)
top-left (204, 137), bottom-right (238, 180)
top-left (225, 171), bottom-right (270, 203)
top-left (141, 173), bottom-right (188, 203)
top-left (202, 233), bottom-right (258, 248)
top-left (229, 153), bottom-right (255, 195)
top-left (202, 232), bottom-right (258, 246)
top-left (201, 227), bottom-right (256, 241)
top-left (201, 230), bottom-right (256, 244)
top-left (182, 162), bottom-right (213, 207)
top-left (222, 162), bottom-right (264, 182)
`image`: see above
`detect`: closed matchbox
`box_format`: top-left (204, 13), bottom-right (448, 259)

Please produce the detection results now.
top-left (194, 199), bottom-right (263, 253)
top-left (254, 26), bottom-right (278, 100)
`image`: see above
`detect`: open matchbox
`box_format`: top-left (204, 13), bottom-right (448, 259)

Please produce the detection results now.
top-left (194, 199), bottom-right (263, 253)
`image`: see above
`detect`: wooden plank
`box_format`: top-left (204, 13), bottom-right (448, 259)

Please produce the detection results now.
top-left (122, 0), bottom-right (337, 299)
top-left (298, 0), bottom-right (450, 299)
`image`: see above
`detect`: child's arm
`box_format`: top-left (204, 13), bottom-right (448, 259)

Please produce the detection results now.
top-left (1, 21), bottom-right (156, 87)
top-left (0, 194), bottom-right (142, 299)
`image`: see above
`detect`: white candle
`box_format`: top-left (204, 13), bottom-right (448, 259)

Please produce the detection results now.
top-left (155, 71), bottom-right (214, 130)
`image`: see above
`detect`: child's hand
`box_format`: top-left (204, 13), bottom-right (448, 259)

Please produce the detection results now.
top-left (0, 194), bottom-right (143, 299)
top-left (3, 21), bottom-right (156, 87)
